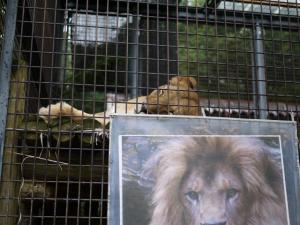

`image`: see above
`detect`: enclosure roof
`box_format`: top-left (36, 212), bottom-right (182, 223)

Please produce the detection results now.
top-left (217, 0), bottom-right (300, 16)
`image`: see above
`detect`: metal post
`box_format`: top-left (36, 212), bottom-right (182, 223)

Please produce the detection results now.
top-left (251, 40), bottom-right (257, 119)
top-left (253, 21), bottom-right (268, 119)
top-left (59, 9), bottom-right (69, 84)
top-left (128, 15), bottom-right (140, 98)
top-left (0, 0), bottom-right (19, 179)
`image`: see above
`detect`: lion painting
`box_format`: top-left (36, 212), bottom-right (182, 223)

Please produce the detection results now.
top-left (136, 136), bottom-right (288, 225)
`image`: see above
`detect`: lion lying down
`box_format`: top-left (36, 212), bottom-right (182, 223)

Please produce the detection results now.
top-left (39, 76), bottom-right (202, 127)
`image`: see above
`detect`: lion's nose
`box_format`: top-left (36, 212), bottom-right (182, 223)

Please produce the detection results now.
top-left (203, 222), bottom-right (227, 225)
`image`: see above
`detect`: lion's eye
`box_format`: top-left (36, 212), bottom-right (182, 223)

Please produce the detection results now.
top-left (226, 188), bottom-right (238, 199)
top-left (158, 89), bottom-right (164, 96)
top-left (185, 191), bottom-right (199, 202)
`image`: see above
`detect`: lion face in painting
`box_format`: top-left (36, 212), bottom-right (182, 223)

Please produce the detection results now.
top-left (140, 137), bottom-right (288, 225)
top-left (180, 157), bottom-right (246, 225)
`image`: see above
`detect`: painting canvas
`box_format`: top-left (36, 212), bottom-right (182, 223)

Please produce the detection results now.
top-left (108, 115), bottom-right (300, 225)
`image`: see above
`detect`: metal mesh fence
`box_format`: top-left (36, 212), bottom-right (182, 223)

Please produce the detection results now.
top-left (0, 0), bottom-right (299, 224)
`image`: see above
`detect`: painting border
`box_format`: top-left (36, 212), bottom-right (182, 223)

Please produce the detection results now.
top-left (108, 115), bottom-right (300, 225)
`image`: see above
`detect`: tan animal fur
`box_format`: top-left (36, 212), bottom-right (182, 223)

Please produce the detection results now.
top-left (39, 96), bottom-right (147, 127)
top-left (140, 137), bottom-right (287, 225)
top-left (146, 76), bottom-right (200, 115)
top-left (39, 76), bottom-right (200, 126)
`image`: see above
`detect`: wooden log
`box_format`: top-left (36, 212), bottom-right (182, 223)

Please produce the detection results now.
top-left (20, 181), bottom-right (104, 199)
top-left (20, 147), bottom-right (108, 165)
top-left (20, 181), bottom-right (52, 199)
top-left (0, 60), bottom-right (27, 225)
top-left (22, 158), bottom-right (107, 182)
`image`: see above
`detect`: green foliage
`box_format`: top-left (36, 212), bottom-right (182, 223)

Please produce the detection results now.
top-left (261, 30), bottom-right (300, 101)
top-left (178, 23), bottom-right (253, 99)
top-left (63, 44), bottom-right (119, 113)
top-left (178, 22), bottom-right (300, 101)
top-left (63, 90), bottom-right (106, 114)
top-left (63, 15), bottom-right (300, 104)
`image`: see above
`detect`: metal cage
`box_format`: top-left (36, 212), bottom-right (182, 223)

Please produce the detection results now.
top-left (0, 0), bottom-right (299, 224)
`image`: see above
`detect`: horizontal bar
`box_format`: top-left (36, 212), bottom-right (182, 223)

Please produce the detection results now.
top-left (66, 1), bottom-right (300, 29)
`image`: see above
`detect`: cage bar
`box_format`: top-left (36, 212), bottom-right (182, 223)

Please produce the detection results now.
top-left (0, 0), bottom-right (299, 225)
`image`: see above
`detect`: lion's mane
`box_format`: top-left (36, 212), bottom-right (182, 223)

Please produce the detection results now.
top-left (140, 137), bottom-right (287, 225)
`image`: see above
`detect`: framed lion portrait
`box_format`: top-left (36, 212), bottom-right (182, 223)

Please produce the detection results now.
top-left (108, 115), bottom-right (300, 225)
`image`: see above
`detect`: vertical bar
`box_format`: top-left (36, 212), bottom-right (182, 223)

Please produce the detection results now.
top-left (128, 15), bottom-right (140, 98)
top-left (253, 21), bottom-right (268, 119)
top-left (0, 0), bottom-right (18, 179)
top-left (58, 9), bottom-right (69, 84)
top-left (251, 39), bottom-right (257, 118)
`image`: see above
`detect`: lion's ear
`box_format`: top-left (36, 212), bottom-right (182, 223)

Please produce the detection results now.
top-left (138, 153), bottom-right (161, 188)
top-left (188, 77), bottom-right (197, 89)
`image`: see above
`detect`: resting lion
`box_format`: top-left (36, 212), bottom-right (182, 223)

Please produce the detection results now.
top-left (39, 76), bottom-right (201, 127)
top-left (145, 76), bottom-right (199, 115)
